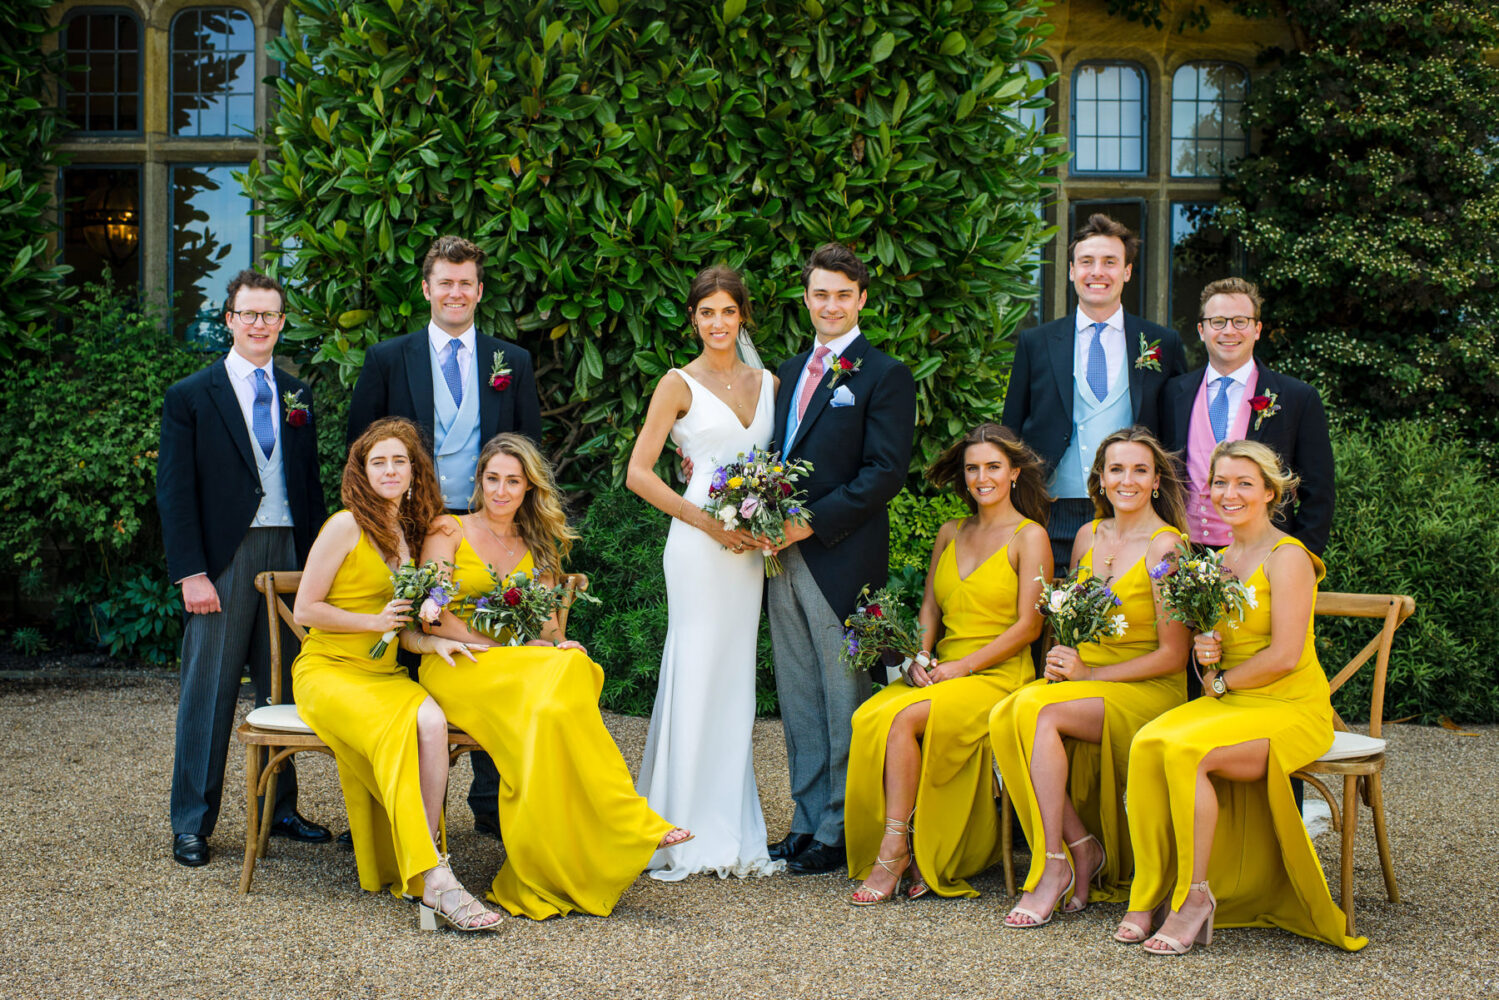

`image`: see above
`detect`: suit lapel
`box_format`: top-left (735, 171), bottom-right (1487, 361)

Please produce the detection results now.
top-left (1124, 314), bottom-right (1143, 419)
top-left (1048, 319), bottom-right (1074, 422)
top-left (404, 333), bottom-right (436, 437)
top-left (207, 360), bottom-right (258, 475)
top-left (790, 336), bottom-right (867, 455)
top-left (476, 335), bottom-right (499, 440)
top-left (1246, 360), bottom-right (1274, 443)
top-left (1172, 368), bottom-right (1199, 445)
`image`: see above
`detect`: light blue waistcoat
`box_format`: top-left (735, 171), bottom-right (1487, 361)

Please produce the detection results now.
top-left (431, 341), bottom-right (481, 510)
top-left (250, 426), bottom-right (292, 527)
top-left (1050, 351), bottom-right (1133, 499)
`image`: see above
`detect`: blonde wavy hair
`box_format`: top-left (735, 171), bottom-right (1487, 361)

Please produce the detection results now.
top-left (1209, 439), bottom-right (1300, 519)
top-left (468, 433), bottom-right (577, 580)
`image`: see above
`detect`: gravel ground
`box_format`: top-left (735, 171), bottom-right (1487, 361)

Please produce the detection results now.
top-left (1, 675), bottom-right (1495, 1000)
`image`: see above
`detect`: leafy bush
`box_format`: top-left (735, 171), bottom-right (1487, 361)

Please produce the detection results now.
top-left (889, 487), bottom-right (969, 571)
top-left (9, 627), bottom-right (47, 657)
top-left (252, 0), bottom-right (1064, 484)
top-left (1318, 420), bottom-right (1499, 723)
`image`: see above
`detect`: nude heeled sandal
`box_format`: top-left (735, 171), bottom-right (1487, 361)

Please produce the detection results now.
top-left (1061, 832), bottom-right (1108, 914)
top-left (1003, 850), bottom-right (1075, 928)
top-left (1143, 880), bottom-right (1217, 955)
top-left (418, 854), bottom-right (503, 933)
top-left (851, 817), bottom-right (911, 906)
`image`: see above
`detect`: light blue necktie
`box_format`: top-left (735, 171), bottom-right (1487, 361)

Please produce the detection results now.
top-left (1209, 375), bottom-right (1234, 441)
top-left (441, 339), bottom-right (464, 407)
top-left (252, 369), bottom-right (276, 460)
top-left (1086, 321), bottom-right (1109, 401)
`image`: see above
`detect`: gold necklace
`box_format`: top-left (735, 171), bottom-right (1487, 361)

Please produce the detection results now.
top-left (475, 516), bottom-right (521, 561)
top-left (699, 362), bottom-right (740, 390)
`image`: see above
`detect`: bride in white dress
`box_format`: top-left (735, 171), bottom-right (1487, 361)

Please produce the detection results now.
top-left (625, 265), bottom-right (784, 880)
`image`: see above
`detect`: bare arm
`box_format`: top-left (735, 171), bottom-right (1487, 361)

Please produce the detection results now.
top-left (1199, 541), bottom-right (1315, 695)
top-left (292, 512), bottom-right (411, 634)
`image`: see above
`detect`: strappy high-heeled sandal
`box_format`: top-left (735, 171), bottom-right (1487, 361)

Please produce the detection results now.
top-left (1061, 832), bottom-right (1108, 914)
top-left (419, 854), bottom-right (503, 933)
top-left (1144, 880), bottom-right (1217, 956)
top-left (903, 812), bottom-right (930, 900)
top-left (1004, 850), bottom-right (1075, 928)
top-left (1114, 900), bottom-right (1169, 943)
top-left (851, 817), bottom-right (911, 906)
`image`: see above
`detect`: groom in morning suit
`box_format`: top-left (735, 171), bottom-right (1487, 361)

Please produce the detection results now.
top-left (159, 269), bottom-right (329, 867)
top-left (346, 234), bottom-right (542, 837)
top-left (767, 243), bottom-right (917, 875)
top-left (1001, 214), bottom-right (1186, 572)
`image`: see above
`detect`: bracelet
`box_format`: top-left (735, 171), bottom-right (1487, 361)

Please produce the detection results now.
top-left (677, 496), bottom-right (689, 522)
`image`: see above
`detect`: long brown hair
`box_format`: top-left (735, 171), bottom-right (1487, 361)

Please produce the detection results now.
top-left (927, 423), bottom-right (1051, 527)
top-left (1086, 426), bottom-right (1188, 532)
top-left (469, 433), bottom-right (577, 580)
top-left (342, 417), bottom-right (444, 562)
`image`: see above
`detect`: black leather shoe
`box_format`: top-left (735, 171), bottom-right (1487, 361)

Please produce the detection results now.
top-left (786, 840), bottom-right (844, 875)
top-left (336, 830), bottom-right (353, 848)
top-left (768, 832), bottom-right (814, 862)
top-left (173, 833), bottom-right (209, 867)
top-left (267, 812), bottom-right (332, 843)
top-left (473, 814), bottom-right (502, 839)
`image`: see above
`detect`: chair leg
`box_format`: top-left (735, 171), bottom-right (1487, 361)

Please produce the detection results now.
top-left (1340, 774), bottom-right (1358, 938)
top-left (258, 761), bottom-right (279, 860)
top-left (1001, 787), bottom-right (1015, 897)
top-left (1367, 772), bottom-right (1399, 904)
top-left (240, 743), bottom-right (261, 894)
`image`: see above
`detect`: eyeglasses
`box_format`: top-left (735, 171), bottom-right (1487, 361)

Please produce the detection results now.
top-left (1201, 315), bottom-right (1256, 331)
top-left (228, 310), bottom-right (285, 325)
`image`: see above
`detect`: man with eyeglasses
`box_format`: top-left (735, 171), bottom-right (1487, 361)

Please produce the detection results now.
top-left (1163, 277), bottom-right (1334, 555)
top-left (158, 269), bottom-right (330, 867)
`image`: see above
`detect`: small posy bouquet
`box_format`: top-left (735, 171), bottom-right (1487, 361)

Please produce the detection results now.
top-left (840, 585), bottom-right (929, 680)
top-left (1036, 568), bottom-right (1128, 651)
top-left (1152, 541), bottom-right (1257, 633)
top-left (371, 560), bottom-right (458, 658)
top-left (460, 568), bottom-right (599, 646)
top-left (703, 448), bottom-right (814, 577)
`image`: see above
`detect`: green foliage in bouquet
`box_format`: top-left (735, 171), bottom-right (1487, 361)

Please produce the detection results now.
top-left (250, 0), bottom-right (1065, 484)
top-left (840, 585), bottom-right (923, 676)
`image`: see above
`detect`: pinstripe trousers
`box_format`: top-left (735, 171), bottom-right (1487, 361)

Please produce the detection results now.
top-left (170, 527), bottom-right (300, 837)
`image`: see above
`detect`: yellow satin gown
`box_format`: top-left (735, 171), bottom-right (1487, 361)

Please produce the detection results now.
top-left (419, 526), bottom-right (673, 919)
top-left (989, 522), bottom-right (1188, 904)
top-left (845, 520), bottom-right (1037, 898)
top-left (1127, 536), bottom-right (1365, 950)
top-left (291, 526), bottom-right (440, 898)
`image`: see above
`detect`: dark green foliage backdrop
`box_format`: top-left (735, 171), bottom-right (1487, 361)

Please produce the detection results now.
top-left (252, 0), bottom-right (1064, 484)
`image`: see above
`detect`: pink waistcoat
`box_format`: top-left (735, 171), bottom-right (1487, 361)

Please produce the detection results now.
top-left (1185, 367), bottom-right (1259, 546)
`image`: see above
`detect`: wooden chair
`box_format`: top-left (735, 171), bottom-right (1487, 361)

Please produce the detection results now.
top-left (1293, 590), bottom-right (1415, 937)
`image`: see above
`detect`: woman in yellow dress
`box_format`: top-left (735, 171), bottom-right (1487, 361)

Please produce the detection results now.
top-left (1127, 439), bottom-right (1365, 953)
top-left (845, 424), bottom-right (1051, 904)
top-left (292, 417), bottom-right (501, 932)
top-left (988, 427), bottom-right (1190, 929)
top-left (418, 432), bottom-right (691, 920)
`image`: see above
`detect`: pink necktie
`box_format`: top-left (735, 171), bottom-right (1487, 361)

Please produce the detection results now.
top-left (796, 346), bottom-right (832, 422)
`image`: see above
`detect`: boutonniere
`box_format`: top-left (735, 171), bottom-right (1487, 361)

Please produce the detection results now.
top-left (826, 355), bottom-right (861, 387)
top-left (1248, 391), bottom-right (1281, 429)
top-left (1134, 333), bottom-right (1163, 371)
top-left (281, 390), bottom-right (311, 427)
top-left (488, 354), bottom-right (513, 391)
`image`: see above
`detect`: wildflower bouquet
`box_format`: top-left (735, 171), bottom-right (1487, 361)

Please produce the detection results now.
top-left (371, 561), bottom-right (457, 658)
top-left (840, 585), bottom-right (930, 680)
top-left (702, 449), bottom-right (814, 577)
top-left (1036, 568), bottom-right (1127, 650)
top-left (460, 568), bottom-right (600, 646)
top-left (1152, 542), bottom-right (1256, 633)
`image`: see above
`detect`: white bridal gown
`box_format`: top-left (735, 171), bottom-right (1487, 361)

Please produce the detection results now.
top-left (637, 368), bottom-right (784, 880)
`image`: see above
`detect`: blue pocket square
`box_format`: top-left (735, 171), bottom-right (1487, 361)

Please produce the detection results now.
top-left (830, 385), bottom-right (856, 407)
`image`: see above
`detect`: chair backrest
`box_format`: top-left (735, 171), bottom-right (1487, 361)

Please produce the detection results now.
top-left (254, 570), bottom-right (306, 707)
top-left (1312, 591), bottom-right (1416, 739)
top-left (557, 572), bottom-right (588, 636)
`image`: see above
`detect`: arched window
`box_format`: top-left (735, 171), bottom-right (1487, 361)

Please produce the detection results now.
top-left (170, 7), bottom-right (257, 137)
top-left (62, 9), bottom-right (142, 134)
top-left (1170, 62), bottom-right (1248, 177)
top-left (1070, 62), bottom-right (1147, 174)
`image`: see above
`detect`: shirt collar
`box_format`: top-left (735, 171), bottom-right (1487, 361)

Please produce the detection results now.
top-left (1075, 306), bottom-right (1125, 336)
top-left (1207, 358), bottom-right (1256, 386)
top-left (225, 348), bottom-right (275, 384)
top-left (812, 325), bottom-right (862, 360)
top-left (428, 322), bottom-right (477, 357)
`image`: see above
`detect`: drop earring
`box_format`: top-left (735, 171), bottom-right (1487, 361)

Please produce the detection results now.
top-left (1152, 487), bottom-right (1159, 498)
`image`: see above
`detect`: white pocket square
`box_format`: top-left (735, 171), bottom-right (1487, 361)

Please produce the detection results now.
top-left (830, 385), bottom-right (855, 407)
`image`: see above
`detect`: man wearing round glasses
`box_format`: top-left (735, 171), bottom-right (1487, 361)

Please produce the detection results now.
top-left (1163, 277), bottom-right (1334, 554)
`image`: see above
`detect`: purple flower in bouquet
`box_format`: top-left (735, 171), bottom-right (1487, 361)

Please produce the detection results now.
top-left (739, 496), bottom-right (760, 519)
top-left (1149, 559), bottom-right (1172, 581)
top-left (711, 467), bottom-right (728, 491)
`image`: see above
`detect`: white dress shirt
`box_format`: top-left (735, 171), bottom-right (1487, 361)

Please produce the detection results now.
top-left (428, 322), bottom-right (477, 385)
top-left (224, 347), bottom-right (281, 437)
top-left (1073, 306), bottom-right (1126, 398)
top-left (1204, 359), bottom-right (1256, 431)
top-left (788, 326), bottom-right (862, 408)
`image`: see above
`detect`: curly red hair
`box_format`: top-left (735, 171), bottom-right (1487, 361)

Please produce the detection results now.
top-left (342, 417), bottom-right (444, 561)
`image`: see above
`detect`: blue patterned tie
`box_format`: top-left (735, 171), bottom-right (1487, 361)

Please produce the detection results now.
top-left (1209, 375), bottom-right (1234, 441)
top-left (252, 369), bottom-right (276, 460)
top-left (1086, 321), bottom-right (1109, 401)
top-left (441, 339), bottom-right (464, 407)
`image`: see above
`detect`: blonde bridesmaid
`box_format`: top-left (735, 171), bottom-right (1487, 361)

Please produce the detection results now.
top-left (845, 424), bottom-right (1051, 904)
top-left (417, 432), bottom-right (691, 919)
top-left (1126, 439), bottom-right (1365, 953)
top-left (291, 417), bottom-right (500, 932)
top-left (989, 426), bottom-right (1190, 929)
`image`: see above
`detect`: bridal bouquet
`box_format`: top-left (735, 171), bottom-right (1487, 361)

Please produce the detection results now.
top-left (1152, 542), bottom-right (1256, 633)
top-left (371, 560), bottom-right (457, 658)
top-left (459, 568), bottom-right (599, 646)
top-left (702, 448), bottom-right (814, 577)
top-left (840, 585), bottom-right (930, 680)
top-left (1036, 568), bottom-right (1128, 650)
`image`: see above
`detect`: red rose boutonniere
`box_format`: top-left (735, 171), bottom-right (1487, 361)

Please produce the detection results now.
top-left (281, 390), bottom-right (311, 427)
top-left (1134, 333), bottom-right (1163, 371)
top-left (489, 355), bottom-right (513, 391)
top-left (826, 355), bottom-right (861, 387)
top-left (1248, 390), bottom-right (1281, 430)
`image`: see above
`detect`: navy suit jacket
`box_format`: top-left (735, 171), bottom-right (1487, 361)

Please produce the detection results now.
top-left (346, 330), bottom-right (542, 450)
top-left (1162, 360), bottom-right (1335, 555)
top-left (157, 358), bottom-right (326, 583)
top-left (772, 335), bottom-right (916, 620)
top-left (1001, 311), bottom-right (1186, 475)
